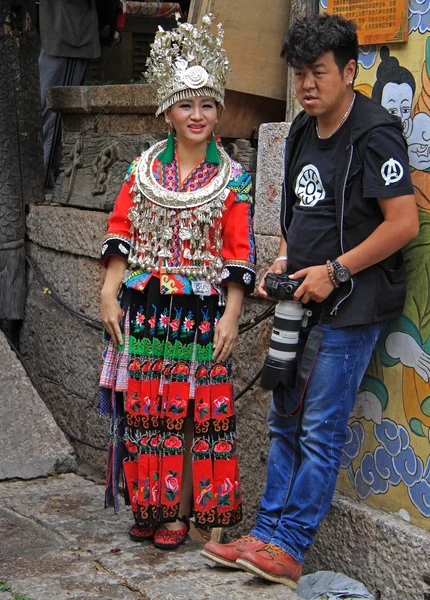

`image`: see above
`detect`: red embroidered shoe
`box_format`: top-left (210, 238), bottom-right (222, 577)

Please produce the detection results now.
top-left (154, 516), bottom-right (190, 550)
top-left (129, 523), bottom-right (155, 542)
top-left (200, 535), bottom-right (266, 569)
top-left (236, 543), bottom-right (302, 589)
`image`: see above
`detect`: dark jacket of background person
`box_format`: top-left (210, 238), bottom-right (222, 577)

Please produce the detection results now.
top-left (39, 0), bottom-right (101, 59)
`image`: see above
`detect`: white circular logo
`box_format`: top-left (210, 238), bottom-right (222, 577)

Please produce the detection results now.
top-left (295, 164), bottom-right (326, 206)
top-left (381, 158), bottom-right (404, 186)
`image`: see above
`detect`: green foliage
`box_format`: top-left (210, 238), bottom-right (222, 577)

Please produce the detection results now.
top-left (0, 582), bottom-right (33, 599)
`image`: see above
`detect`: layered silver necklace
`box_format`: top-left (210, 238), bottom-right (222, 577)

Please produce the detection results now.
top-left (316, 93), bottom-right (356, 139)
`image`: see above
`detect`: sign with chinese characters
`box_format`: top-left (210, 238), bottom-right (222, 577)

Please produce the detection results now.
top-left (327, 0), bottom-right (408, 45)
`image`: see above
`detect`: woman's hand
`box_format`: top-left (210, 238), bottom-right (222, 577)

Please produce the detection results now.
top-left (101, 290), bottom-right (123, 346)
top-left (257, 258), bottom-right (288, 299)
top-left (212, 313), bottom-right (239, 362)
top-left (100, 255), bottom-right (128, 346)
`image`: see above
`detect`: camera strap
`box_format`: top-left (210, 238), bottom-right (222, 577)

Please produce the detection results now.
top-left (296, 324), bottom-right (324, 402)
top-left (273, 324), bottom-right (324, 418)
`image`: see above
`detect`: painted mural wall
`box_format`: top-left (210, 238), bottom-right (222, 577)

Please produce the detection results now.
top-left (320, 0), bottom-right (430, 530)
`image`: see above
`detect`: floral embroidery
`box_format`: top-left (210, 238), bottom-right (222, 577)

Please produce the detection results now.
top-left (193, 439), bottom-right (210, 454)
top-left (119, 243), bottom-right (129, 254)
top-left (195, 364), bottom-right (209, 383)
top-left (134, 310), bottom-right (146, 332)
top-left (159, 311), bottom-right (170, 329)
top-left (170, 361), bottom-right (190, 380)
top-left (125, 441), bottom-right (138, 453)
top-left (169, 307), bottom-right (182, 339)
top-left (164, 471), bottom-right (180, 502)
top-left (148, 314), bottom-right (156, 331)
top-left (129, 359), bottom-right (142, 374)
top-left (196, 397), bottom-right (209, 420)
top-left (199, 309), bottom-right (211, 339)
top-left (196, 477), bottom-right (213, 507)
top-left (217, 477), bottom-right (233, 507)
top-left (210, 363), bottom-right (228, 380)
top-left (129, 392), bottom-right (141, 413)
top-left (151, 475), bottom-right (160, 503)
top-left (166, 395), bottom-right (187, 417)
top-left (149, 434), bottom-right (160, 448)
top-left (213, 395), bottom-right (230, 417)
top-left (213, 440), bottom-right (233, 457)
top-left (141, 395), bottom-right (151, 415)
top-left (181, 312), bottom-right (195, 337)
top-left (221, 267), bottom-right (230, 280)
top-left (142, 477), bottom-right (150, 501)
top-left (164, 435), bottom-right (183, 450)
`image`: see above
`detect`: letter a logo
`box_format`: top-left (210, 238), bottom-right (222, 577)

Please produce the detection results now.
top-left (381, 158), bottom-right (404, 186)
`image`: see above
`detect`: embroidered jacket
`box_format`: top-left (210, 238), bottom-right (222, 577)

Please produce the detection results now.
top-left (101, 146), bottom-right (256, 295)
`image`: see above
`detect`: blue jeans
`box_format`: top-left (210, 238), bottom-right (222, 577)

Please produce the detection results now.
top-left (251, 322), bottom-right (384, 563)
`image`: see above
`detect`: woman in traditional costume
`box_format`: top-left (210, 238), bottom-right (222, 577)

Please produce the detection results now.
top-left (99, 14), bottom-right (256, 549)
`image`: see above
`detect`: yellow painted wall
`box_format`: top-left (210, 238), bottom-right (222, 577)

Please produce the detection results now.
top-left (319, 0), bottom-right (430, 530)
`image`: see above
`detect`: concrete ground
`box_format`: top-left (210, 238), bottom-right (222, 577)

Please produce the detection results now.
top-left (0, 473), bottom-right (300, 600)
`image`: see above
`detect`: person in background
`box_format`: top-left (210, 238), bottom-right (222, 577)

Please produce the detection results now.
top-left (38, 0), bottom-right (101, 191)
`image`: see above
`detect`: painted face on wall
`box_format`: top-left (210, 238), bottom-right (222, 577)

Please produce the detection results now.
top-left (408, 112), bottom-right (430, 171)
top-left (381, 82), bottom-right (413, 125)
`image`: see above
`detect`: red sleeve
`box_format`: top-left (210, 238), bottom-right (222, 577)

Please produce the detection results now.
top-left (101, 159), bottom-right (138, 267)
top-left (221, 174), bottom-right (256, 293)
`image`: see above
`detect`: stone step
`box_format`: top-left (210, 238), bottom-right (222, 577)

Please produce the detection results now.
top-left (0, 473), bottom-right (300, 600)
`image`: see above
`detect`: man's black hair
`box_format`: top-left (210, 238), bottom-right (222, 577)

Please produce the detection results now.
top-left (281, 14), bottom-right (359, 76)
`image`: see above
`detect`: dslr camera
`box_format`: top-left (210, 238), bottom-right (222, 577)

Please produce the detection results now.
top-left (260, 273), bottom-right (310, 390)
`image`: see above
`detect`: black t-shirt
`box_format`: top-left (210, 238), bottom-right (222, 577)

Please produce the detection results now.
top-left (287, 122), bottom-right (345, 274)
top-left (287, 118), bottom-right (414, 274)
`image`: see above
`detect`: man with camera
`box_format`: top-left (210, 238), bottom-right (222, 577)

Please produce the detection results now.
top-left (201, 13), bottom-right (418, 589)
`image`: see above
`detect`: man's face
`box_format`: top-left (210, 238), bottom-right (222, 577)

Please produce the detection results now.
top-left (293, 50), bottom-right (356, 118)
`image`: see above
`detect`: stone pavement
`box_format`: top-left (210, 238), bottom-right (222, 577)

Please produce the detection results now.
top-left (0, 474), bottom-right (300, 600)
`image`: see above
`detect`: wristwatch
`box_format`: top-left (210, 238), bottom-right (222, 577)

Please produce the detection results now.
top-left (331, 260), bottom-right (351, 283)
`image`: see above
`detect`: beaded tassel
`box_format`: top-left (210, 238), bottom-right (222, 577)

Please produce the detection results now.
top-left (205, 132), bottom-right (220, 165)
top-left (158, 128), bottom-right (175, 164)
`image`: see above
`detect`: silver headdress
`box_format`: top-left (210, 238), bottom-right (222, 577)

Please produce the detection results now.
top-left (145, 13), bottom-right (230, 116)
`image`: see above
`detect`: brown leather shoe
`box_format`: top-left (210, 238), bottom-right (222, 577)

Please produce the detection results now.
top-left (236, 543), bottom-right (302, 589)
top-left (200, 535), bottom-right (265, 569)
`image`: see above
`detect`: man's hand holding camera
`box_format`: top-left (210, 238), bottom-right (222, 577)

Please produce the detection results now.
top-left (258, 260), bottom-right (335, 304)
top-left (289, 264), bottom-right (335, 304)
top-left (257, 257), bottom-right (288, 299)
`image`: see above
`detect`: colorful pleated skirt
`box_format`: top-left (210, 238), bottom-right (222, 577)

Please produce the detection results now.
top-left (100, 276), bottom-right (242, 528)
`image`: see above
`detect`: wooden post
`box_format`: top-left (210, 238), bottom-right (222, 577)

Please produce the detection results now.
top-left (0, 1), bottom-right (43, 320)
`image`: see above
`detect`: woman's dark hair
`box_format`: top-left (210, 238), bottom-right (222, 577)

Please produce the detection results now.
top-left (281, 14), bottom-right (359, 75)
top-left (372, 46), bottom-right (415, 104)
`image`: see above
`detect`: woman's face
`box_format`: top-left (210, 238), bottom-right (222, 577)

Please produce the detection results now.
top-left (165, 96), bottom-right (219, 145)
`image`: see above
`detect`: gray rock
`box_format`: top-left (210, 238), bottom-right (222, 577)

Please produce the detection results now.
top-left (254, 122), bottom-right (290, 236)
top-left (19, 283), bottom-right (105, 470)
top-left (27, 205), bottom-right (108, 260)
top-left (0, 332), bottom-right (76, 480)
